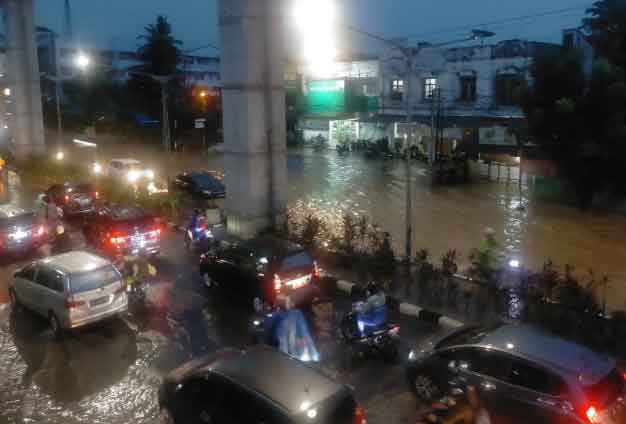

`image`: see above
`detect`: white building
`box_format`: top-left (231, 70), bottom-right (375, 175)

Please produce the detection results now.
top-left (379, 39), bottom-right (558, 160)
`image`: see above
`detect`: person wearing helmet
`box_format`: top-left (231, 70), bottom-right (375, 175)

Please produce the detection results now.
top-left (357, 281), bottom-right (387, 336)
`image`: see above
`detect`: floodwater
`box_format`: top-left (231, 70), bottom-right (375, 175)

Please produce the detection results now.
top-left (61, 145), bottom-right (626, 312)
top-left (285, 150), bottom-right (626, 312)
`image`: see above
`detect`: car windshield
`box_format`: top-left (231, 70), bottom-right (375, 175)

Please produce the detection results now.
top-left (0, 212), bottom-right (36, 229)
top-left (280, 251), bottom-right (313, 272)
top-left (191, 174), bottom-right (225, 190)
top-left (584, 368), bottom-right (625, 409)
top-left (69, 265), bottom-right (120, 294)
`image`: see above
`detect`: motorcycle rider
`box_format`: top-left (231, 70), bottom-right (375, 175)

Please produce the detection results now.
top-left (357, 281), bottom-right (387, 336)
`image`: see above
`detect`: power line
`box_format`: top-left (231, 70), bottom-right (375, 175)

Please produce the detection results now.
top-left (401, 4), bottom-right (592, 40)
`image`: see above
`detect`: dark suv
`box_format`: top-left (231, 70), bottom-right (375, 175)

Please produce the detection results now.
top-left (199, 236), bottom-right (320, 311)
top-left (406, 323), bottom-right (626, 424)
top-left (159, 345), bottom-right (366, 424)
top-left (83, 204), bottom-right (161, 257)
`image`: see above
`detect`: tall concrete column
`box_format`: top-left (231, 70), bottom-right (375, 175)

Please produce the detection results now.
top-left (218, 0), bottom-right (288, 239)
top-left (3, 0), bottom-right (46, 157)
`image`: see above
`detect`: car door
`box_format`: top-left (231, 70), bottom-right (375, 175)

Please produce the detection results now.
top-left (32, 265), bottom-right (57, 316)
top-left (498, 358), bottom-right (574, 424)
top-left (39, 268), bottom-right (68, 323)
top-left (13, 264), bottom-right (38, 310)
top-left (439, 347), bottom-right (512, 418)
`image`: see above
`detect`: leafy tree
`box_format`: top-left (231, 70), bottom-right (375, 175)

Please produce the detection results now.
top-left (129, 15), bottom-right (183, 120)
top-left (584, 0), bottom-right (626, 69)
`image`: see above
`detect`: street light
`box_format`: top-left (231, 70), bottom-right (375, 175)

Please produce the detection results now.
top-left (293, 0), bottom-right (337, 77)
top-left (74, 52), bottom-right (90, 70)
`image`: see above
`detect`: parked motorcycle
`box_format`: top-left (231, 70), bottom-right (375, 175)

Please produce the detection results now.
top-left (340, 300), bottom-right (400, 361)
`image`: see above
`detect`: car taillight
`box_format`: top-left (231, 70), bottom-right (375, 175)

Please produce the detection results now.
top-left (354, 406), bottom-right (366, 424)
top-left (65, 297), bottom-right (86, 308)
top-left (313, 261), bottom-right (321, 277)
top-left (147, 228), bottom-right (161, 238)
top-left (110, 234), bottom-right (128, 245)
top-left (36, 225), bottom-right (45, 237)
top-left (274, 274), bottom-right (282, 292)
top-left (586, 406), bottom-right (599, 423)
top-left (64, 195), bottom-right (69, 202)
top-left (94, 191), bottom-right (99, 199)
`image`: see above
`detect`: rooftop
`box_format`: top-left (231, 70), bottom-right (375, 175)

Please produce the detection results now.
top-left (213, 346), bottom-right (345, 414)
top-left (41, 251), bottom-right (111, 274)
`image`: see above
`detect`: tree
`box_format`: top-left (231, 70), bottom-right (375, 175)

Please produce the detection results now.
top-left (129, 15), bottom-right (183, 120)
top-left (584, 0), bottom-right (626, 70)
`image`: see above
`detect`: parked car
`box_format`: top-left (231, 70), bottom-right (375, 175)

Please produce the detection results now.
top-left (0, 204), bottom-right (48, 256)
top-left (107, 158), bottom-right (154, 183)
top-left (42, 181), bottom-right (100, 216)
top-left (83, 204), bottom-right (161, 257)
top-left (9, 251), bottom-right (127, 337)
top-left (406, 323), bottom-right (626, 424)
top-left (199, 236), bottom-right (320, 311)
top-left (158, 345), bottom-right (366, 424)
top-left (173, 171), bottom-right (226, 199)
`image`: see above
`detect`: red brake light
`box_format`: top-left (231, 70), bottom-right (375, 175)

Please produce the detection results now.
top-left (274, 274), bottom-right (282, 292)
top-left (64, 195), bottom-right (69, 202)
top-left (354, 406), bottom-right (366, 424)
top-left (313, 261), bottom-right (321, 277)
top-left (110, 234), bottom-right (128, 245)
top-left (36, 225), bottom-right (45, 236)
top-left (586, 406), bottom-right (599, 423)
top-left (65, 297), bottom-right (86, 308)
top-left (94, 191), bottom-right (99, 199)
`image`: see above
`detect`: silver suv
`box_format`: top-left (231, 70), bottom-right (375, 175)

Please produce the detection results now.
top-left (9, 251), bottom-right (127, 337)
top-left (407, 324), bottom-right (626, 424)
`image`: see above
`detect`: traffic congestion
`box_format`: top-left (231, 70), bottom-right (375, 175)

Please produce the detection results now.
top-left (1, 158), bottom-right (625, 424)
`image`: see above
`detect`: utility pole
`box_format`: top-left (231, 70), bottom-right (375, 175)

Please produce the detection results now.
top-left (161, 84), bottom-right (170, 152)
top-left (404, 51), bottom-right (414, 262)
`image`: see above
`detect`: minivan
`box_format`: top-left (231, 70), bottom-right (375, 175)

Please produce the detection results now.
top-left (9, 251), bottom-right (128, 337)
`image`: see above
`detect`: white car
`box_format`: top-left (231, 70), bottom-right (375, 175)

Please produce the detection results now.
top-left (9, 251), bottom-right (128, 337)
top-left (106, 158), bottom-right (154, 183)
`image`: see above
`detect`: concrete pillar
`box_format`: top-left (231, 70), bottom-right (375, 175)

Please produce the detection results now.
top-left (218, 0), bottom-right (288, 239)
top-left (3, 0), bottom-right (46, 157)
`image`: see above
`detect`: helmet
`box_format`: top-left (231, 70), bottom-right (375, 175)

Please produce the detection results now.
top-left (366, 281), bottom-right (380, 297)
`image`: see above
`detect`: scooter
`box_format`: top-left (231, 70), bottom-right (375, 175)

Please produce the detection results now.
top-left (184, 219), bottom-right (214, 252)
top-left (340, 301), bottom-right (400, 361)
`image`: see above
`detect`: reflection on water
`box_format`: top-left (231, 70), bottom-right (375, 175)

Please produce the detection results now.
top-left (285, 149), bottom-right (626, 312)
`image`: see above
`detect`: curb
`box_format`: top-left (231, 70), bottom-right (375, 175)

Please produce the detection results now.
top-left (336, 279), bottom-right (464, 329)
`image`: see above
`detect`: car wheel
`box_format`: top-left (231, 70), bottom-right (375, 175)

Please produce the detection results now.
top-left (253, 297), bottom-right (263, 313)
top-left (411, 371), bottom-right (442, 401)
top-left (203, 273), bottom-right (216, 289)
top-left (9, 289), bottom-right (21, 311)
top-left (159, 407), bottom-right (175, 424)
top-left (49, 312), bottom-right (64, 339)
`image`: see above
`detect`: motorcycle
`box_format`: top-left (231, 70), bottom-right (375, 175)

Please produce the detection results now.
top-left (340, 300), bottom-right (400, 361)
top-left (184, 218), bottom-right (214, 252)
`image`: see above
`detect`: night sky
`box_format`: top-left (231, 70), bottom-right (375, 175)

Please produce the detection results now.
top-left (35, 0), bottom-right (591, 54)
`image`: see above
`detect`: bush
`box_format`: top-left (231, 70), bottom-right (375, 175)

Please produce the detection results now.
top-left (17, 154), bottom-right (89, 190)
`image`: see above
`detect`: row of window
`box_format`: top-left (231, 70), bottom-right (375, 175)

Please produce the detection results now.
top-left (390, 74), bottom-right (523, 105)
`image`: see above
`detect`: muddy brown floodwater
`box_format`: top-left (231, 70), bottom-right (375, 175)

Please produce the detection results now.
top-left (71, 145), bottom-right (626, 312)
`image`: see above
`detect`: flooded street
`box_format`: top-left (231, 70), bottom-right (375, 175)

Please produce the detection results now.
top-left (47, 144), bottom-right (626, 311)
top-left (285, 150), bottom-right (626, 312)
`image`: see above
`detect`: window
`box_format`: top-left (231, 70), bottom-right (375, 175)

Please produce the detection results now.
top-left (459, 76), bottom-right (477, 102)
top-left (70, 265), bottom-right (120, 294)
top-left (391, 79), bottom-right (404, 100)
top-left (424, 77), bottom-right (437, 100)
top-left (17, 264), bottom-right (36, 281)
top-left (496, 74), bottom-right (524, 106)
top-left (36, 267), bottom-right (65, 292)
top-left (508, 360), bottom-right (566, 395)
top-left (445, 348), bottom-right (509, 380)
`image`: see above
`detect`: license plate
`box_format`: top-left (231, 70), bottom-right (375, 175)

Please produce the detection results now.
top-left (90, 296), bottom-right (109, 307)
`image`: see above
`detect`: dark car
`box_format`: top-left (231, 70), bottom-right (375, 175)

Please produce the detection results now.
top-left (173, 171), bottom-right (225, 199)
top-left (158, 345), bottom-right (366, 424)
top-left (0, 205), bottom-right (48, 256)
top-left (199, 236), bottom-right (320, 311)
top-left (44, 182), bottom-right (100, 216)
top-left (406, 323), bottom-right (626, 424)
top-left (83, 204), bottom-right (161, 257)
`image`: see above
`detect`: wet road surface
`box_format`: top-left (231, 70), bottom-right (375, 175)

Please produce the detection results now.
top-left (0, 229), bottom-right (451, 424)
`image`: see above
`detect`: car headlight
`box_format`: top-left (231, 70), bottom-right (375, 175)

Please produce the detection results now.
top-left (127, 171), bottom-right (139, 182)
top-left (92, 162), bottom-right (103, 174)
top-left (146, 169), bottom-right (155, 179)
